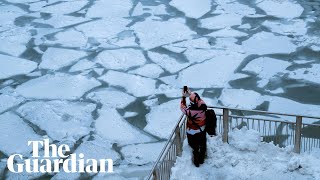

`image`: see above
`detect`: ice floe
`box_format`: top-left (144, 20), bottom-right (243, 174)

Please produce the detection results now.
top-left (86, 0), bottom-right (132, 18)
top-left (95, 49), bottom-right (146, 71)
top-left (121, 142), bottom-right (165, 165)
top-left (207, 28), bottom-right (248, 38)
top-left (132, 2), bottom-right (167, 16)
top-left (0, 40), bottom-right (26, 56)
top-left (144, 99), bottom-right (182, 139)
top-left (143, 98), bottom-right (159, 107)
top-left (288, 64), bottom-right (320, 85)
top-left (33, 1), bottom-right (88, 14)
top-left (48, 29), bottom-right (88, 48)
top-left (169, 0), bottom-right (211, 19)
top-left (133, 18), bottom-right (194, 49)
top-left (16, 73), bottom-right (101, 100)
top-left (242, 32), bottom-right (297, 55)
top-left (0, 112), bottom-right (43, 156)
top-left (39, 47), bottom-right (87, 70)
top-left (128, 64), bottom-right (164, 78)
top-left (213, 0), bottom-right (256, 16)
top-left (0, 94), bottom-right (24, 114)
top-left (0, 54), bottom-right (37, 80)
top-left (256, 0), bottom-right (304, 19)
top-left (200, 14), bottom-right (242, 30)
top-left (219, 89), bottom-right (264, 109)
top-left (33, 15), bottom-right (90, 29)
top-left (86, 88), bottom-right (136, 109)
top-left (69, 59), bottom-right (96, 73)
top-left (148, 51), bottom-right (190, 73)
top-left (262, 20), bottom-right (307, 36)
top-left (95, 107), bottom-right (154, 146)
top-left (99, 71), bottom-right (156, 97)
top-left (17, 100), bottom-right (96, 142)
top-left (243, 57), bottom-right (291, 87)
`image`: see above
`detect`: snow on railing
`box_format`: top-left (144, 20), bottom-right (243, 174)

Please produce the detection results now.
top-left (147, 106), bottom-right (320, 180)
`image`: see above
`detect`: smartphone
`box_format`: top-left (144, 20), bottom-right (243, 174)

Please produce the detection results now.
top-left (183, 86), bottom-right (188, 93)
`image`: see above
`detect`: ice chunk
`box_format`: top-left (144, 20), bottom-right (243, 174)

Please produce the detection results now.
top-left (86, 88), bottom-right (136, 109)
top-left (143, 98), bottom-right (159, 107)
top-left (121, 142), bottom-right (165, 165)
top-left (48, 29), bottom-right (88, 48)
top-left (17, 100), bottom-right (96, 142)
top-left (144, 99), bottom-right (182, 139)
top-left (36, 1), bottom-right (88, 14)
top-left (262, 20), bottom-right (307, 36)
top-left (242, 32), bottom-right (297, 55)
top-left (238, 23), bottom-right (252, 29)
top-left (207, 28), bottom-right (248, 38)
top-left (99, 71), bottom-right (156, 97)
top-left (86, 0), bottom-right (132, 18)
top-left (173, 38), bottom-right (211, 49)
top-left (219, 89), bottom-right (264, 110)
top-left (243, 57), bottom-right (291, 87)
top-left (200, 14), bottom-right (242, 30)
top-left (0, 54), bottom-right (37, 80)
top-left (0, 112), bottom-right (42, 156)
top-left (148, 52), bottom-right (190, 73)
top-left (162, 45), bottom-right (186, 53)
top-left (0, 40), bottom-right (26, 56)
top-left (69, 59), bottom-right (96, 73)
top-left (169, 0), bottom-right (211, 18)
top-left (256, 0), bottom-right (304, 19)
top-left (33, 15), bottom-right (90, 28)
top-left (124, 112), bottom-right (138, 118)
top-left (155, 84), bottom-right (181, 98)
top-left (39, 48), bottom-right (87, 70)
top-left (132, 2), bottom-right (167, 16)
top-left (288, 64), bottom-right (320, 85)
top-left (213, 0), bottom-right (256, 16)
top-left (16, 73), bottom-right (101, 100)
top-left (173, 54), bottom-right (245, 88)
top-left (128, 64), bottom-right (164, 78)
top-left (133, 18), bottom-right (194, 49)
top-left (0, 94), bottom-right (24, 114)
top-left (95, 107), bottom-right (154, 146)
top-left (95, 49), bottom-right (146, 71)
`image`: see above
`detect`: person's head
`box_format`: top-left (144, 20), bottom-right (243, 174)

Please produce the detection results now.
top-left (189, 92), bottom-right (200, 104)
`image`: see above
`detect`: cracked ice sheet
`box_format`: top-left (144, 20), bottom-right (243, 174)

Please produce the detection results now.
top-left (0, 112), bottom-right (43, 156)
top-left (128, 64), bottom-right (164, 78)
top-left (33, 15), bottom-right (90, 28)
top-left (288, 64), bottom-right (320, 85)
top-left (170, 54), bottom-right (246, 88)
top-left (200, 14), bottom-right (242, 30)
top-left (95, 49), bottom-right (146, 71)
top-left (17, 100), bottom-right (96, 142)
top-left (169, 0), bottom-right (211, 19)
top-left (47, 29), bottom-right (88, 48)
top-left (32, 0), bottom-right (88, 14)
top-left (16, 73), bottom-right (101, 100)
top-left (243, 57), bottom-right (291, 87)
top-left (207, 28), bottom-right (248, 38)
top-left (133, 18), bottom-right (194, 50)
top-left (144, 99), bottom-right (182, 139)
top-left (242, 32), bottom-right (297, 55)
top-left (99, 71), bottom-right (156, 97)
top-left (0, 5), bottom-right (25, 30)
top-left (0, 40), bottom-right (26, 56)
top-left (39, 47), bottom-right (87, 70)
top-left (132, 2), bottom-right (167, 16)
top-left (95, 107), bottom-right (154, 146)
top-left (86, 0), bottom-right (132, 18)
top-left (148, 51), bottom-right (190, 74)
top-left (86, 88), bottom-right (136, 109)
top-left (0, 93), bottom-right (24, 114)
top-left (0, 54), bottom-right (37, 80)
top-left (69, 59), bottom-right (96, 73)
top-left (262, 20), bottom-right (307, 36)
top-left (213, 0), bottom-right (256, 16)
top-left (256, 0), bottom-right (304, 19)
top-left (121, 142), bottom-right (166, 165)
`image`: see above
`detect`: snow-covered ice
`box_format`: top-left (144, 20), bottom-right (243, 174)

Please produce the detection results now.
top-left (39, 47), bottom-right (87, 70)
top-left (148, 52), bottom-right (190, 74)
top-left (0, 54), bottom-right (37, 80)
top-left (95, 107), bottom-right (154, 146)
top-left (256, 0), bottom-right (304, 19)
top-left (133, 18), bottom-right (194, 49)
top-left (144, 99), bottom-right (182, 139)
top-left (219, 89), bottom-right (264, 109)
top-left (86, 88), bottom-right (136, 109)
top-left (0, 112), bottom-right (42, 156)
top-left (99, 71), bottom-right (156, 97)
top-left (242, 32), bottom-right (297, 55)
top-left (169, 0), bottom-right (211, 19)
top-left (17, 100), bottom-right (96, 142)
top-left (128, 64), bottom-right (164, 78)
top-left (16, 73), bottom-right (101, 100)
top-left (95, 49), bottom-right (146, 71)
top-left (121, 142), bottom-right (166, 165)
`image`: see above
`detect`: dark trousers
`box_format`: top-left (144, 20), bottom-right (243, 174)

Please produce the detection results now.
top-left (187, 131), bottom-right (206, 163)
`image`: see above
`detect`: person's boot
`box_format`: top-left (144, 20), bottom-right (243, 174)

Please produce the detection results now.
top-left (193, 152), bottom-right (200, 167)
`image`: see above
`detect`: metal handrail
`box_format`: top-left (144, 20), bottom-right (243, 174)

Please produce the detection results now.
top-left (147, 106), bottom-right (320, 180)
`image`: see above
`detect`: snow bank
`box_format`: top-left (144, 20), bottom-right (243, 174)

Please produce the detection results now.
top-left (16, 73), bottom-right (101, 100)
top-left (17, 100), bottom-right (96, 142)
top-left (99, 71), bottom-right (156, 97)
top-left (169, 0), bottom-right (211, 19)
top-left (0, 112), bottom-right (43, 156)
top-left (171, 128), bottom-right (320, 180)
top-left (0, 54), bottom-right (37, 80)
top-left (95, 107), bottom-right (154, 146)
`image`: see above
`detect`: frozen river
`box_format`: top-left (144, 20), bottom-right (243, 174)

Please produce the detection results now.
top-left (0, 0), bottom-right (320, 179)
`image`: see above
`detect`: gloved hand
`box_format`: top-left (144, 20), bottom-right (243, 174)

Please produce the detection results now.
top-left (182, 89), bottom-right (191, 97)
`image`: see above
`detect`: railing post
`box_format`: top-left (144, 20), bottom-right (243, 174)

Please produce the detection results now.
top-left (294, 116), bottom-right (302, 153)
top-left (223, 108), bottom-right (229, 143)
top-left (175, 126), bottom-right (182, 156)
